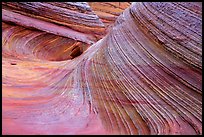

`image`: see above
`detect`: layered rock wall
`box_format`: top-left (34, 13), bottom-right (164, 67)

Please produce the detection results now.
top-left (2, 2), bottom-right (202, 135)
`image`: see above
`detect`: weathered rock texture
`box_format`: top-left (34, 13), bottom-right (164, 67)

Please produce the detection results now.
top-left (2, 2), bottom-right (106, 61)
top-left (2, 2), bottom-right (106, 42)
top-left (2, 2), bottom-right (202, 135)
top-left (88, 2), bottom-right (131, 33)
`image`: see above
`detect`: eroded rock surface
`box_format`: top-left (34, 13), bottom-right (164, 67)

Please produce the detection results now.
top-left (88, 2), bottom-right (131, 33)
top-left (2, 2), bottom-right (202, 135)
top-left (2, 2), bottom-right (106, 61)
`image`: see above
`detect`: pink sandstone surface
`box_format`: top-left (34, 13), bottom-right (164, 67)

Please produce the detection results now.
top-left (2, 2), bottom-right (202, 135)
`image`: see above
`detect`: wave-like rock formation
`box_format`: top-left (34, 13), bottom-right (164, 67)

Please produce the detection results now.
top-left (2, 22), bottom-right (90, 61)
top-left (2, 2), bottom-right (202, 135)
top-left (2, 2), bottom-right (106, 61)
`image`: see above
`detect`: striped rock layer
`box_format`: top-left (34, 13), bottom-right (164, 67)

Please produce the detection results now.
top-left (2, 2), bottom-right (106, 61)
top-left (88, 2), bottom-right (131, 33)
top-left (2, 2), bottom-right (202, 135)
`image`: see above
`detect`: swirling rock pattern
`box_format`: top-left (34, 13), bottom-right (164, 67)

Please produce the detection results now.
top-left (2, 2), bottom-right (202, 135)
top-left (2, 2), bottom-right (106, 61)
top-left (2, 22), bottom-right (89, 61)
top-left (2, 2), bottom-right (106, 43)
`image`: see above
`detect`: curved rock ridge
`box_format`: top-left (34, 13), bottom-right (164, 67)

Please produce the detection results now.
top-left (2, 2), bottom-right (106, 43)
top-left (2, 2), bottom-right (107, 61)
top-left (2, 22), bottom-right (88, 61)
top-left (2, 2), bottom-right (202, 135)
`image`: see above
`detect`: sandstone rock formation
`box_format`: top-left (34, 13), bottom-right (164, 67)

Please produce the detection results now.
top-left (2, 2), bottom-right (106, 61)
top-left (88, 2), bottom-right (131, 33)
top-left (2, 2), bottom-right (202, 135)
